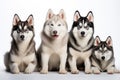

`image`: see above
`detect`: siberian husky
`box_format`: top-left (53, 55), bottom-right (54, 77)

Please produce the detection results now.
top-left (91, 36), bottom-right (119, 74)
top-left (4, 14), bottom-right (37, 74)
top-left (37, 9), bottom-right (68, 74)
top-left (68, 11), bottom-right (94, 74)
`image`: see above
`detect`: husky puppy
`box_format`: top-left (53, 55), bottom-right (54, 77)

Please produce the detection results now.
top-left (4, 14), bottom-right (37, 74)
top-left (68, 11), bottom-right (94, 74)
top-left (37, 9), bottom-right (68, 74)
top-left (91, 36), bottom-right (119, 74)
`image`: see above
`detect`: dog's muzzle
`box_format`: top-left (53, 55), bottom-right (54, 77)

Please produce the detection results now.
top-left (20, 35), bottom-right (25, 40)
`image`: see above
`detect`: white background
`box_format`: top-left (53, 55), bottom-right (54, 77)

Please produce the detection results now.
top-left (0, 0), bottom-right (120, 80)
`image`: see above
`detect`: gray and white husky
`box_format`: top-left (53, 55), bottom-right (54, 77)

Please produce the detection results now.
top-left (68, 11), bottom-right (94, 74)
top-left (91, 36), bottom-right (119, 74)
top-left (37, 9), bottom-right (68, 74)
top-left (4, 14), bottom-right (37, 74)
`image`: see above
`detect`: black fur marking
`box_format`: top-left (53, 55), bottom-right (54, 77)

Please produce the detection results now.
top-left (69, 31), bottom-right (80, 47)
top-left (12, 21), bottom-right (34, 32)
top-left (68, 40), bottom-right (81, 52)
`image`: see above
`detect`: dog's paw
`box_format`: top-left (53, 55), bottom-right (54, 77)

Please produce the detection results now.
top-left (85, 69), bottom-right (92, 74)
top-left (92, 67), bottom-right (100, 74)
top-left (114, 69), bottom-right (120, 73)
top-left (25, 67), bottom-right (34, 74)
top-left (93, 69), bottom-right (100, 74)
top-left (11, 68), bottom-right (20, 74)
top-left (107, 69), bottom-right (114, 74)
top-left (59, 69), bottom-right (67, 74)
top-left (71, 69), bottom-right (79, 74)
top-left (40, 69), bottom-right (48, 74)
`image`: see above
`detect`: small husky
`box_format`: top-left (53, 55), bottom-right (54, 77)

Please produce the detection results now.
top-left (91, 36), bottom-right (119, 74)
top-left (68, 11), bottom-right (94, 74)
top-left (4, 14), bottom-right (37, 74)
top-left (37, 9), bottom-right (68, 74)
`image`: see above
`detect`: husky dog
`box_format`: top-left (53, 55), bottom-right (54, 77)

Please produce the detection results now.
top-left (4, 14), bottom-right (37, 74)
top-left (37, 9), bottom-right (68, 74)
top-left (91, 36), bottom-right (119, 74)
top-left (68, 11), bottom-right (94, 74)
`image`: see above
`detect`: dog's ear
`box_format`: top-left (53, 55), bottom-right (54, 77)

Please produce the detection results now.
top-left (87, 11), bottom-right (94, 22)
top-left (106, 36), bottom-right (112, 46)
top-left (59, 9), bottom-right (66, 20)
top-left (46, 9), bottom-right (54, 20)
top-left (27, 14), bottom-right (34, 26)
top-left (94, 36), bottom-right (101, 46)
top-left (13, 14), bottom-right (20, 26)
top-left (74, 10), bottom-right (80, 21)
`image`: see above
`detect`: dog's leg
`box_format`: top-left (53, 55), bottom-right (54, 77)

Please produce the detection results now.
top-left (59, 53), bottom-right (67, 74)
top-left (84, 58), bottom-right (92, 74)
top-left (114, 67), bottom-right (120, 73)
top-left (25, 60), bottom-right (37, 74)
top-left (107, 66), bottom-right (115, 74)
top-left (10, 63), bottom-right (20, 74)
top-left (68, 57), bottom-right (79, 74)
top-left (40, 53), bottom-right (50, 74)
top-left (92, 67), bottom-right (100, 74)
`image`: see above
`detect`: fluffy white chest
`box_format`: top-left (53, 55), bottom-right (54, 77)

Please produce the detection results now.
top-left (18, 40), bottom-right (30, 55)
top-left (69, 47), bottom-right (92, 60)
top-left (11, 53), bottom-right (35, 65)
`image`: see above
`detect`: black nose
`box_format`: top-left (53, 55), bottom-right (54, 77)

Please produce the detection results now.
top-left (101, 56), bottom-right (105, 60)
top-left (20, 35), bottom-right (24, 40)
top-left (53, 30), bottom-right (57, 35)
top-left (81, 31), bottom-right (85, 36)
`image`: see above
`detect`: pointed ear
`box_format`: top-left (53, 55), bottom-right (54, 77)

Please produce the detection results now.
top-left (59, 9), bottom-right (66, 20)
top-left (74, 10), bottom-right (80, 21)
top-left (94, 36), bottom-right (101, 46)
top-left (46, 9), bottom-right (54, 20)
top-left (27, 14), bottom-right (34, 26)
top-left (13, 14), bottom-right (20, 26)
top-left (106, 36), bottom-right (112, 46)
top-left (87, 11), bottom-right (94, 22)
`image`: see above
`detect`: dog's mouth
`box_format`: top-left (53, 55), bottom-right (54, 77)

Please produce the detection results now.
top-left (52, 35), bottom-right (59, 38)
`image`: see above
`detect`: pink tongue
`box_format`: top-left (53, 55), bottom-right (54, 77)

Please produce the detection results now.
top-left (53, 35), bottom-right (58, 37)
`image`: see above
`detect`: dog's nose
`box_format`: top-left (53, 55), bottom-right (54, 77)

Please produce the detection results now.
top-left (53, 30), bottom-right (57, 35)
top-left (81, 31), bottom-right (85, 36)
top-left (101, 56), bottom-right (105, 60)
top-left (20, 35), bottom-right (25, 40)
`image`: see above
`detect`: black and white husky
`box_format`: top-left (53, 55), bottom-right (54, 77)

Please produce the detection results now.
top-left (4, 14), bottom-right (37, 74)
top-left (91, 36), bottom-right (119, 74)
top-left (37, 9), bottom-right (68, 74)
top-left (68, 11), bottom-right (94, 74)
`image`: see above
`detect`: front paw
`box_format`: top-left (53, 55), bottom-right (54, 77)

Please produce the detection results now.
top-left (25, 67), bottom-right (34, 74)
top-left (59, 69), bottom-right (67, 74)
top-left (40, 69), bottom-right (48, 74)
top-left (107, 69), bottom-right (114, 74)
top-left (11, 68), bottom-right (20, 74)
top-left (114, 69), bottom-right (120, 73)
top-left (93, 69), bottom-right (100, 74)
top-left (85, 69), bottom-right (92, 74)
top-left (71, 69), bottom-right (79, 74)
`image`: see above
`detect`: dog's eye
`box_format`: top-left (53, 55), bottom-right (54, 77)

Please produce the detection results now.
top-left (50, 24), bottom-right (54, 26)
top-left (78, 25), bottom-right (82, 29)
top-left (25, 29), bottom-right (29, 33)
top-left (84, 26), bottom-right (89, 30)
top-left (58, 24), bottom-right (61, 26)
top-left (17, 29), bottom-right (20, 33)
